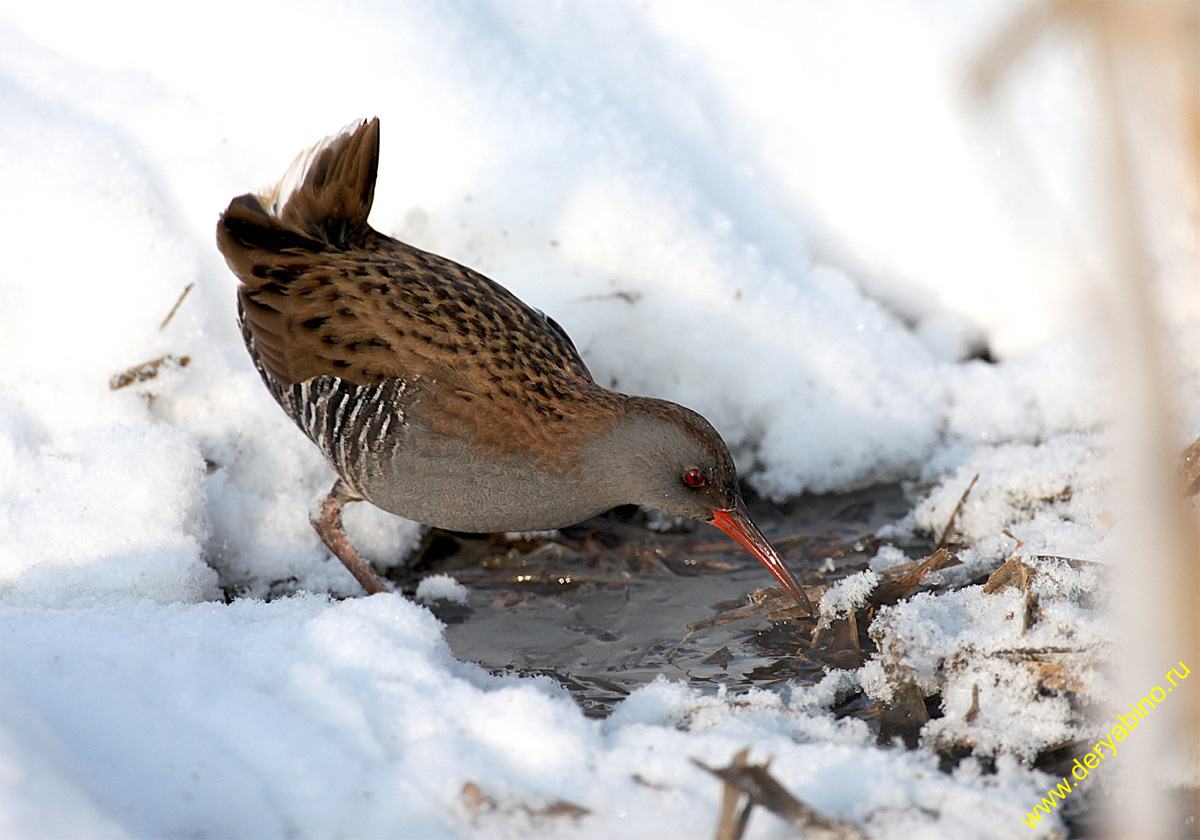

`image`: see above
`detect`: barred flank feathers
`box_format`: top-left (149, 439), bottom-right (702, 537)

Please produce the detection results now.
top-left (236, 298), bottom-right (403, 493)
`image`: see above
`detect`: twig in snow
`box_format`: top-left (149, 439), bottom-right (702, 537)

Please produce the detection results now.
top-left (694, 750), bottom-right (864, 840)
top-left (714, 748), bottom-right (753, 840)
top-left (109, 354), bottom-right (190, 390)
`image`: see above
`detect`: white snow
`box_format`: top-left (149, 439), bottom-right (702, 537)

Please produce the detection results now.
top-left (818, 571), bottom-right (881, 620)
top-left (865, 583), bottom-right (1109, 759)
top-left (1, 1), bottom-right (1196, 838)
top-left (416, 574), bottom-right (470, 607)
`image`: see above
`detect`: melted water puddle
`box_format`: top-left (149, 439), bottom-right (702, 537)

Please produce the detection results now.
top-left (417, 484), bottom-right (917, 717)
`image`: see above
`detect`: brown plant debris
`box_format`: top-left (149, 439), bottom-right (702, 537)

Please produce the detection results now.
top-left (808, 612), bottom-right (866, 670)
top-left (964, 683), bottom-right (981, 724)
top-left (702, 646), bottom-right (734, 667)
top-left (981, 555), bottom-right (1033, 595)
top-left (686, 585), bottom-right (824, 633)
top-left (1022, 591), bottom-right (1040, 634)
top-left (459, 781), bottom-right (589, 821)
top-left (694, 750), bottom-right (864, 840)
top-left (993, 649), bottom-right (1091, 694)
top-left (981, 554), bottom-right (1109, 596)
top-left (680, 548), bottom-right (961, 676)
top-left (871, 547), bottom-right (960, 606)
top-left (1181, 433), bottom-right (1200, 497)
top-left (688, 547), bottom-right (959, 636)
top-left (870, 552), bottom-right (1105, 753)
top-left (877, 680), bottom-right (931, 737)
top-left (109, 354), bottom-right (191, 390)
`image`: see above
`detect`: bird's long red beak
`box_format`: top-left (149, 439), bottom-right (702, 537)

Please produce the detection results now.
top-left (711, 503), bottom-right (813, 614)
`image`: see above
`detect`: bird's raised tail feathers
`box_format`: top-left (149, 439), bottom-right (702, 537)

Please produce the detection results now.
top-left (217, 118), bottom-right (382, 387)
top-left (216, 117), bottom-right (380, 265)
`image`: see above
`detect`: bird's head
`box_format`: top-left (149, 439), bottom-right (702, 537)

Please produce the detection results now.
top-left (581, 397), bottom-right (812, 614)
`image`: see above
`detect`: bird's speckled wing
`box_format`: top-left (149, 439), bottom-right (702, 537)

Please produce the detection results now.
top-left (216, 118), bottom-right (596, 429)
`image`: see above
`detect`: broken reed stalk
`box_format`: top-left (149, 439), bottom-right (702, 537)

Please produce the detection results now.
top-left (1089, 5), bottom-right (1200, 836)
top-left (969, 2), bottom-right (1200, 835)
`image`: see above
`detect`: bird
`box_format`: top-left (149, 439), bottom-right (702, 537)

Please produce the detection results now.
top-left (216, 118), bottom-right (811, 614)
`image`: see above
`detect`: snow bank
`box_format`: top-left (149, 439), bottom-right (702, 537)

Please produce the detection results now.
top-left (2, 595), bottom-right (1059, 839)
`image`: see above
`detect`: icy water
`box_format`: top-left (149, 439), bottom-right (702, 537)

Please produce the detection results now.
top-left (413, 485), bottom-right (917, 717)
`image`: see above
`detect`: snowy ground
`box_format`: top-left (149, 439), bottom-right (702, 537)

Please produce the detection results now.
top-left (2, 1), bottom-right (1197, 838)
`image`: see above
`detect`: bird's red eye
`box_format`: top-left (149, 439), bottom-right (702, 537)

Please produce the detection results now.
top-left (684, 469), bottom-right (707, 488)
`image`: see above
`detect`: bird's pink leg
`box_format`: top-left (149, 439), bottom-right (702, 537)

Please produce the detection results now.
top-left (310, 479), bottom-right (389, 595)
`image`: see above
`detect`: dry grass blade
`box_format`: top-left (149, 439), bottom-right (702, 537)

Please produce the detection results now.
top-left (159, 282), bottom-right (194, 331)
top-left (963, 683), bottom-right (981, 724)
top-left (989, 647), bottom-right (1097, 694)
top-left (936, 473), bottom-right (979, 549)
top-left (694, 753), bottom-right (864, 840)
